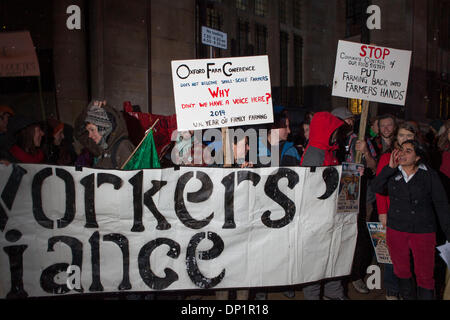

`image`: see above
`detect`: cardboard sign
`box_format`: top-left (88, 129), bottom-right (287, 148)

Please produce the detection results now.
top-left (0, 164), bottom-right (357, 298)
top-left (332, 40), bottom-right (411, 106)
top-left (0, 31), bottom-right (40, 77)
top-left (171, 56), bottom-right (273, 131)
top-left (201, 26), bottom-right (227, 50)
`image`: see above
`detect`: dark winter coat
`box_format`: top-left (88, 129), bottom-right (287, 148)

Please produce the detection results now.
top-left (372, 165), bottom-right (450, 241)
top-left (75, 104), bottom-right (135, 169)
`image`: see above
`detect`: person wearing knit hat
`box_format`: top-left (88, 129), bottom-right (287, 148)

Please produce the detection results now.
top-left (85, 102), bottom-right (113, 150)
top-left (77, 100), bottom-right (135, 169)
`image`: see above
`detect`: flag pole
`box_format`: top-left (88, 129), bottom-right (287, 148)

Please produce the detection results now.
top-left (120, 118), bottom-right (160, 169)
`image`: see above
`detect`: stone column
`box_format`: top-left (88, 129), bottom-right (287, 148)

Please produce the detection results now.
top-left (52, 0), bottom-right (89, 126)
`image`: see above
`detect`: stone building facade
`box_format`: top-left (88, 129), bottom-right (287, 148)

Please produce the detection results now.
top-left (1, 0), bottom-right (448, 126)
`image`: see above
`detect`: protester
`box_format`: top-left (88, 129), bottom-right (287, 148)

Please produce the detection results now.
top-left (170, 130), bottom-right (213, 166)
top-left (8, 115), bottom-right (45, 164)
top-left (369, 116), bottom-right (379, 139)
top-left (300, 111), bottom-right (349, 300)
top-left (437, 120), bottom-right (450, 183)
top-left (437, 121), bottom-right (450, 300)
top-left (74, 100), bottom-right (135, 169)
top-left (0, 105), bottom-right (15, 164)
top-left (375, 121), bottom-right (421, 299)
top-left (294, 120), bottom-right (310, 157)
top-left (215, 127), bottom-right (252, 300)
top-left (372, 139), bottom-right (450, 300)
top-left (373, 114), bottom-right (397, 156)
top-left (331, 107), bottom-right (377, 295)
top-left (43, 118), bottom-right (77, 166)
top-left (258, 112), bottom-right (301, 167)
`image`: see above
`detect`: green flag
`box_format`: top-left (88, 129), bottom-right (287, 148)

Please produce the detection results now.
top-left (122, 129), bottom-right (161, 170)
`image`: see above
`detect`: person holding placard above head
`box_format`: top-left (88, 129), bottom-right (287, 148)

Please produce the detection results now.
top-left (331, 107), bottom-right (378, 296)
top-left (372, 139), bottom-right (450, 300)
top-left (215, 126), bottom-right (252, 301)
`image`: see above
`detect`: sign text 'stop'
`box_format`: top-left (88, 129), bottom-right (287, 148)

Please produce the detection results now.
top-left (332, 40), bottom-right (412, 106)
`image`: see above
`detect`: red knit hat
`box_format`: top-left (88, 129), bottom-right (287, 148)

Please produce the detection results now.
top-left (0, 105), bottom-right (14, 116)
top-left (53, 122), bottom-right (64, 137)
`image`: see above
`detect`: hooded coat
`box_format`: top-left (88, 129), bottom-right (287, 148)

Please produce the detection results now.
top-left (75, 104), bottom-right (135, 169)
top-left (300, 112), bottom-right (344, 166)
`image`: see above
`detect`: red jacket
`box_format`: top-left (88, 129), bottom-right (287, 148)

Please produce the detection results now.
top-left (300, 112), bottom-right (344, 166)
top-left (440, 150), bottom-right (450, 179)
top-left (10, 145), bottom-right (45, 164)
top-left (376, 152), bottom-right (390, 214)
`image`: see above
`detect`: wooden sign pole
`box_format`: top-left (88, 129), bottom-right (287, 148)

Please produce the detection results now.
top-left (355, 100), bottom-right (370, 164)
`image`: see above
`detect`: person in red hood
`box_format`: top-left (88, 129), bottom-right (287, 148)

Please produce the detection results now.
top-left (300, 111), bottom-right (345, 166)
top-left (300, 111), bottom-right (350, 300)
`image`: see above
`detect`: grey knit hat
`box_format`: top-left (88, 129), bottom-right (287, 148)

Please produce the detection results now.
top-left (331, 107), bottom-right (354, 120)
top-left (85, 104), bottom-right (112, 137)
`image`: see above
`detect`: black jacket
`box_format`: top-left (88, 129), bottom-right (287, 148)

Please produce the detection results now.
top-left (372, 165), bottom-right (450, 241)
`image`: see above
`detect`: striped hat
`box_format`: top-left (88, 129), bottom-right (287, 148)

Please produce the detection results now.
top-left (85, 104), bottom-right (112, 137)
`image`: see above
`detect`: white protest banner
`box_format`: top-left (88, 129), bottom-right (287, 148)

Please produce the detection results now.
top-left (0, 164), bottom-right (356, 298)
top-left (0, 31), bottom-right (40, 77)
top-left (332, 40), bottom-right (411, 106)
top-left (171, 55), bottom-right (273, 131)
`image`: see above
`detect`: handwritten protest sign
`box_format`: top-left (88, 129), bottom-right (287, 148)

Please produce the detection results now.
top-left (171, 56), bottom-right (273, 131)
top-left (332, 40), bottom-right (411, 106)
top-left (0, 164), bottom-right (356, 298)
top-left (0, 31), bottom-right (40, 77)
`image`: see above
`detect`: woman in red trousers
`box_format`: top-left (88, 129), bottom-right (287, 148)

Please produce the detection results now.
top-left (372, 139), bottom-right (450, 300)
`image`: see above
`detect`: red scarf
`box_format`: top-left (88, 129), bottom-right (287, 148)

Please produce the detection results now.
top-left (9, 145), bottom-right (45, 164)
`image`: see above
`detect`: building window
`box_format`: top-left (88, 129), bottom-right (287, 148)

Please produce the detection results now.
top-left (294, 35), bottom-right (303, 105)
top-left (346, 0), bottom-right (369, 38)
top-left (280, 32), bottom-right (289, 104)
top-left (279, 0), bottom-right (287, 24)
top-left (236, 0), bottom-right (248, 11)
top-left (255, 0), bottom-right (268, 17)
top-left (348, 99), bottom-right (362, 115)
top-left (255, 23), bottom-right (267, 54)
top-left (293, 0), bottom-right (301, 29)
top-left (206, 7), bottom-right (222, 30)
top-left (440, 1), bottom-right (450, 50)
top-left (237, 19), bottom-right (250, 56)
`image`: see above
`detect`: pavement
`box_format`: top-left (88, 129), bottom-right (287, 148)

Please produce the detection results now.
top-left (182, 280), bottom-right (386, 300)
